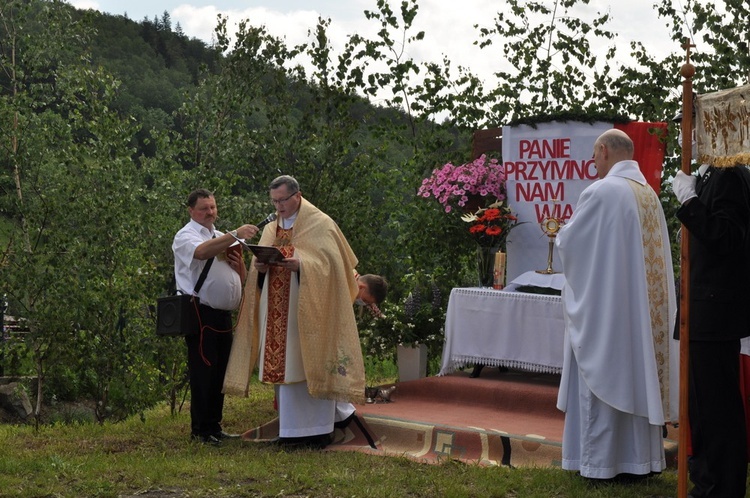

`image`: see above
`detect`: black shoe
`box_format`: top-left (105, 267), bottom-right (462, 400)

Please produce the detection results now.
top-left (213, 431), bottom-right (240, 440)
top-left (191, 434), bottom-right (222, 446)
top-left (276, 434), bottom-right (332, 450)
top-left (581, 472), bottom-right (652, 487)
top-left (612, 472), bottom-right (651, 484)
top-left (581, 476), bottom-right (614, 487)
top-left (305, 434), bottom-right (332, 449)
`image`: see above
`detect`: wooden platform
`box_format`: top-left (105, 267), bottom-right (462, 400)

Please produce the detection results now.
top-left (330, 367), bottom-right (565, 467)
top-left (329, 367), bottom-right (678, 468)
top-left (241, 367), bottom-right (679, 468)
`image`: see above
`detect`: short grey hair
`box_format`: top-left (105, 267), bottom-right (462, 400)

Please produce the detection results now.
top-left (269, 175), bottom-right (300, 194)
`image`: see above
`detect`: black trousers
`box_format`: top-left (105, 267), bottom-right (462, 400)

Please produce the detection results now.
top-left (688, 339), bottom-right (747, 498)
top-left (185, 304), bottom-right (233, 437)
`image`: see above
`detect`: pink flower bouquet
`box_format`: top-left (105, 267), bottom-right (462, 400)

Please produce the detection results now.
top-left (417, 154), bottom-right (507, 213)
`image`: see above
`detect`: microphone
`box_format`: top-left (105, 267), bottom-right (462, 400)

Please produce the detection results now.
top-left (256, 213), bottom-right (277, 230)
top-left (229, 213), bottom-right (277, 249)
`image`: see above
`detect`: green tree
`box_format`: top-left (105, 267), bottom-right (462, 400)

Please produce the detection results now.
top-left (0, 0), bottom-right (181, 422)
top-left (334, 0), bottom-right (477, 288)
top-left (475, 0), bottom-right (621, 124)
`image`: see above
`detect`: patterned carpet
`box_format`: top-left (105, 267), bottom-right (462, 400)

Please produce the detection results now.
top-left (241, 368), bottom-right (679, 468)
top-left (334, 368), bottom-right (566, 467)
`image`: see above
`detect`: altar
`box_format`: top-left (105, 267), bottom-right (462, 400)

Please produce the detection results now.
top-left (438, 287), bottom-right (565, 376)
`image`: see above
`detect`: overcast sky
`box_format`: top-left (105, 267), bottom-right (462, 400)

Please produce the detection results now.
top-left (66, 0), bottom-right (694, 105)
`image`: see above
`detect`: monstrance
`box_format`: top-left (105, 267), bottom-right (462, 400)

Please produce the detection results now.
top-left (535, 215), bottom-right (563, 274)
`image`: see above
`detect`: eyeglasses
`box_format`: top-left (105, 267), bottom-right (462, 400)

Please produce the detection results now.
top-left (271, 192), bottom-right (297, 206)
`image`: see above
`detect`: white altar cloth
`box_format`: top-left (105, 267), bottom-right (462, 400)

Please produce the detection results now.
top-left (439, 287), bottom-right (565, 375)
top-left (507, 270), bottom-right (566, 291)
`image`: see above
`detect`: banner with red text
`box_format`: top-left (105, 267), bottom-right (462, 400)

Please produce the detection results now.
top-left (501, 121), bottom-right (667, 283)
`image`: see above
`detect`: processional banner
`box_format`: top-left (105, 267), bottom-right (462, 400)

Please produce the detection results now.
top-left (696, 84), bottom-right (750, 168)
top-left (500, 121), bottom-right (667, 282)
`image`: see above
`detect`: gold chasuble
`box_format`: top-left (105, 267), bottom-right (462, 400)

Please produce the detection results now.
top-left (629, 179), bottom-right (673, 420)
top-left (223, 198), bottom-right (365, 404)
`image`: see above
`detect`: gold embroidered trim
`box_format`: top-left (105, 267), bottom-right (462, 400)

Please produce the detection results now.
top-left (630, 180), bottom-right (672, 419)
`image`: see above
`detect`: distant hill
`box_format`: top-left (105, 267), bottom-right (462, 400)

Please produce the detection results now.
top-left (76, 9), bottom-right (221, 153)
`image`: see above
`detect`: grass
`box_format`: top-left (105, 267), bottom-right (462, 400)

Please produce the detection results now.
top-left (0, 378), bottom-right (683, 497)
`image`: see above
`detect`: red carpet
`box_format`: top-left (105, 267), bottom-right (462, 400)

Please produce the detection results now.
top-left (336, 368), bottom-right (566, 467)
top-left (242, 367), bottom-right (679, 468)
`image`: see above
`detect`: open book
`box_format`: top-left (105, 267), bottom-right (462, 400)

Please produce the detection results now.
top-left (246, 245), bottom-right (285, 264)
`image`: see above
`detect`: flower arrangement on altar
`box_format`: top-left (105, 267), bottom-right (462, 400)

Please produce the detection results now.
top-left (461, 201), bottom-right (522, 248)
top-left (417, 154), bottom-right (507, 213)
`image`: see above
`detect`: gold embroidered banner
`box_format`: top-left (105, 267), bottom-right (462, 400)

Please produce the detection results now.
top-left (696, 84), bottom-right (750, 168)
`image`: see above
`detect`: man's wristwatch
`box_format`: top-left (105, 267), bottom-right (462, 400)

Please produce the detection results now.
top-left (230, 229), bottom-right (238, 239)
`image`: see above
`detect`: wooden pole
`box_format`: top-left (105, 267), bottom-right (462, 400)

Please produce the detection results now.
top-left (677, 40), bottom-right (695, 498)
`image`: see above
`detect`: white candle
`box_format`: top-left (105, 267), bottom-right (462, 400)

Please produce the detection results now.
top-left (493, 252), bottom-right (506, 289)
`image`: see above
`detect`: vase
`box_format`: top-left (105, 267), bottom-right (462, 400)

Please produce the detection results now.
top-left (476, 246), bottom-right (500, 287)
top-left (396, 343), bottom-right (428, 382)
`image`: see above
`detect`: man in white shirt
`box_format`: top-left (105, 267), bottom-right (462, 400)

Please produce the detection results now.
top-left (172, 188), bottom-right (258, 445)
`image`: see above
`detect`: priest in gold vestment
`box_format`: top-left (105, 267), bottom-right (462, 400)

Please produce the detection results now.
top-left (223, 175), bottom-right (365, 448)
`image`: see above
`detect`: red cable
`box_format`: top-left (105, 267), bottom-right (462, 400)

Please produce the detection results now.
top-left (195, 281), bottom-right (248, 367)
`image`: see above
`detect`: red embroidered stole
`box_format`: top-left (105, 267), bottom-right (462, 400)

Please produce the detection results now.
top-left (261, 226), bottom-right (295, 383)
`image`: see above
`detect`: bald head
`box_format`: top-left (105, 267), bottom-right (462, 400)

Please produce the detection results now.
top-left (592, 129), bottom-right (634, 178)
